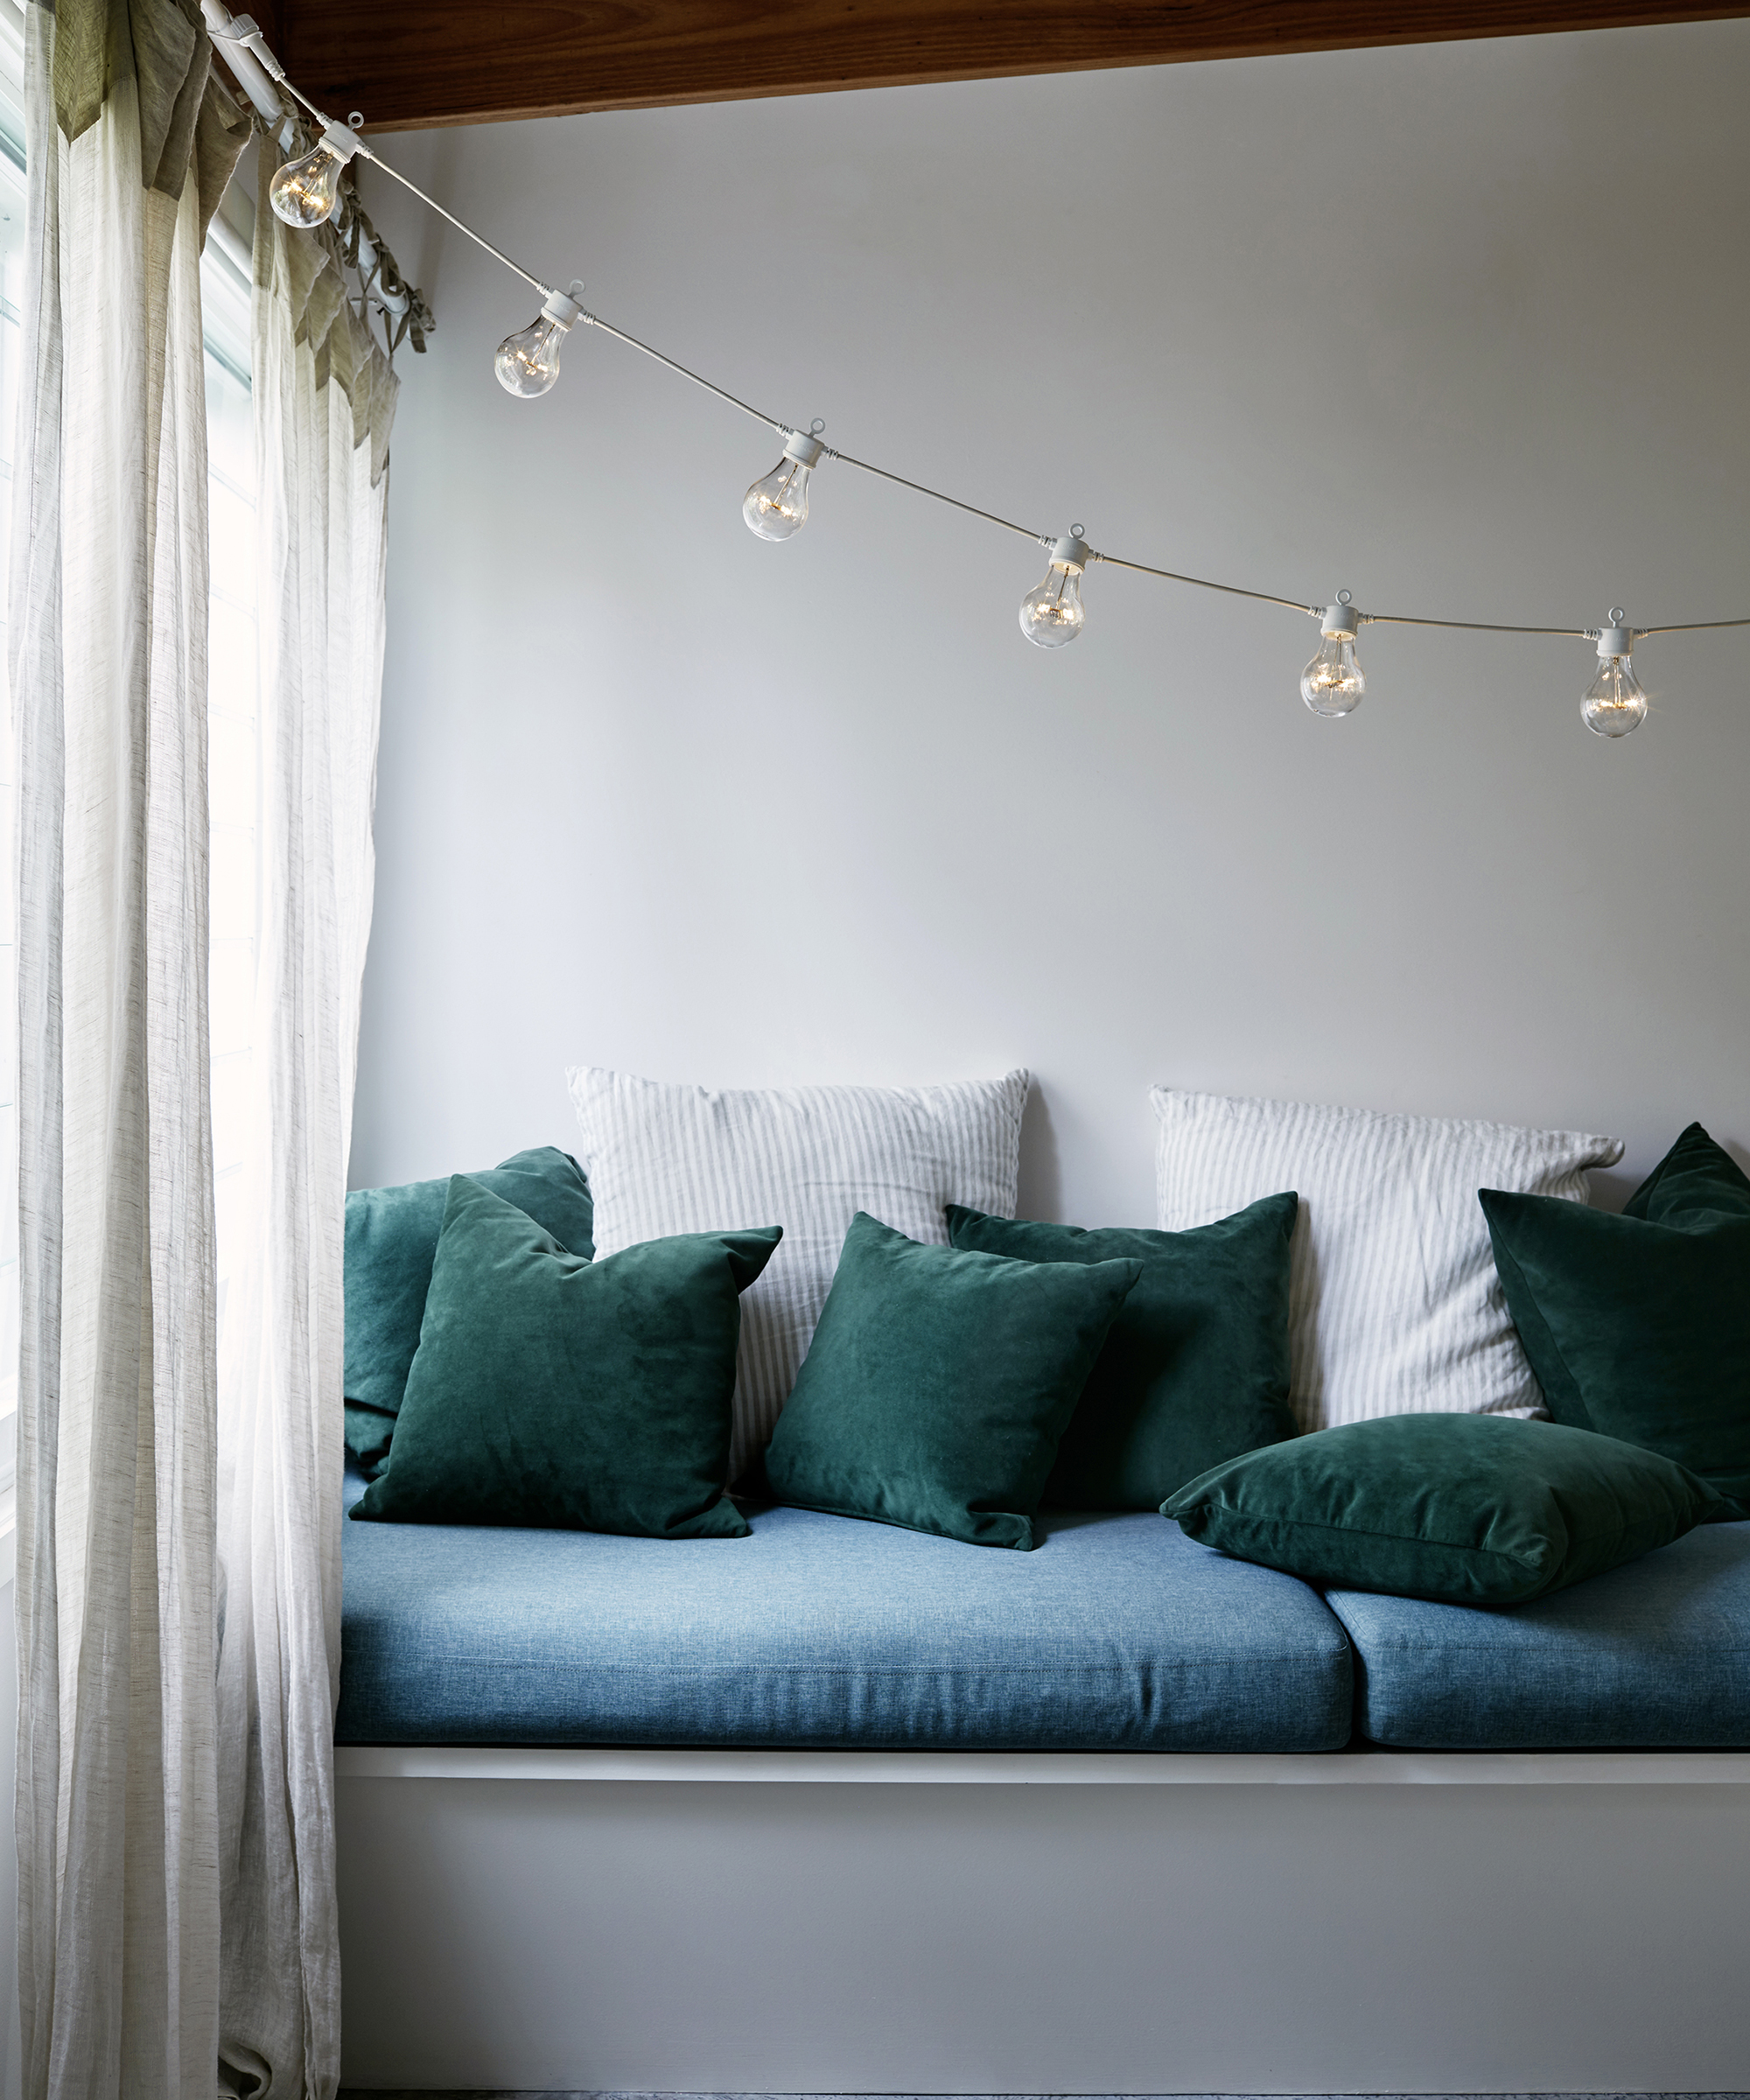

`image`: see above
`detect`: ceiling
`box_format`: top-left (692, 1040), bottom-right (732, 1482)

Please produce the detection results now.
top-left (257, 0), bottom-right (1747, 131)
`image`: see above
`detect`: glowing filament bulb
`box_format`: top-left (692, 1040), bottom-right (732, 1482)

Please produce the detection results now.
top-left (1583, 613), bottom-right (1648, 737)
top-left (269, 121), bottom-right (361, 229)
top-left (745, 426), bottom-right (827, 541)
top-left (1020, 531), bottom-right (1092, 648)
top-left (1301, 593), bottom-right (1365, 716)
top-left (495, 284), bottom-right (586, 400)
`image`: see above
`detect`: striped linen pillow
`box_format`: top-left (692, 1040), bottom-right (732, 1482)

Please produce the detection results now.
top-left (1152, 1088), bottom-right (1622, 1433)
top-left (568, 1066), bottom-right (1030, 1483)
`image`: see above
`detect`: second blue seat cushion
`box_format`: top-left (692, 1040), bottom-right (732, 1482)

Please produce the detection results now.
top-left (1329, 1520), bottom-right (1750, 1747)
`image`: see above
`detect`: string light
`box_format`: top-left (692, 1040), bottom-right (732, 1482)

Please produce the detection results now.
top-left (495, 284), bottom-right (586, 399)
top-left (1583, 612), bottom-right (1649, 737)
top-left (1300, 593), bottom-right (1366, 717)
top-left (227, 18), bottom-right (1750, 740)
top-left (1020, 532), bottom-right (1091, 648)
top-left (268, 119), bottom-right (362, 228)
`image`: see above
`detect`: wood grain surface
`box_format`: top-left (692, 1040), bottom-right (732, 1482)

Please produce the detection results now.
top-left (284, 0), bottom-right (1747, 131)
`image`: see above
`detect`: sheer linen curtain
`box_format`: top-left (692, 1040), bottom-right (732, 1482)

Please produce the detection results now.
top-left (214, 135), bottom-right (396, 2098)
top-left (9, 0), bottom-right (245, 2091)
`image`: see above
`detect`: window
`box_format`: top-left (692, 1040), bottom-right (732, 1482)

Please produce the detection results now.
top-left (202, 220), bottom-right (260, 1337)
top-left (0, 14), bottom-right (25, 1534)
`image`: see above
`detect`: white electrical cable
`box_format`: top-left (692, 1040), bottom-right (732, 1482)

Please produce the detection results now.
top-left (1635, 617), bottom-right (1750, 638)
top-left (214, 18), bottom-right (1750, 660)
top-left (579, 313), bottom-right (788, 435)
top-left (1093, 554), bottom-right (1315, 619)
top-left (1362, 611), bottom-right (1593, 638)
top-left (825, 447), bottom-right (1046, 545)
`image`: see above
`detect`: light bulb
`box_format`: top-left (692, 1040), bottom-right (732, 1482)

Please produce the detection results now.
top-left (1583, 614), bottom-right (1648, 737)
top-left (269, 143), bottom-right (343, 227)
top-left (495, 316), bottom-right (567, 398)
top-left (269, 121), bottom-right (360, 229)
top-left (745, 426), bottom-right (827, 541)
top-left (1020, 530), bottom-right (1092, 648)
top-left (494, 285), bottom-right (586, 400)
top-left (1301, 594), bottom-right (1365, 716)
top-left (1300, 634), bottom-right (1365, 716)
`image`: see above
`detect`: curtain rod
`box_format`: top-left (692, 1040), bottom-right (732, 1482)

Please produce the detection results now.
top-left (200, 0), bottom-right (415, 326)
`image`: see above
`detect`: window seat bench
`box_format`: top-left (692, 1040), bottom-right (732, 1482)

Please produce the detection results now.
top-left (333, 1474), bottom-right (1750, 2094)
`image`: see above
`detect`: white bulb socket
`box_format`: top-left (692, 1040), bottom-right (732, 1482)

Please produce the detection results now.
top-left (539, 287), bottom-right (584, 330)
top-left (781, 430), bottom-right (827, 470)
top-left (1049, 532), bottom-right (1092, 571)
top-left (318, 118), bottom-right (363, 164)
top-left (1319, 599), bottom-right (1362, 640)
top-left (1596, 624), bottom-right (1635, 659)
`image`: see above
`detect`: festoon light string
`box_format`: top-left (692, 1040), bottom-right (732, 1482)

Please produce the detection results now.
top-left (219, 13), bottom-right (1750, 739)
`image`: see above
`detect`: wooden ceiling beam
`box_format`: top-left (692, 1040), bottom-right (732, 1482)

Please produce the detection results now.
top-left (280, 1), bottom-right (1750, 133)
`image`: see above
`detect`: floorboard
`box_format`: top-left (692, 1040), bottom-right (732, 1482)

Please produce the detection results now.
top-left (336, 2089), bottom-right (1750, 2098)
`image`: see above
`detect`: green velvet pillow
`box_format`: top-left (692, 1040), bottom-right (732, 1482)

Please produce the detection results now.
top-left (765, 1211), bottom-right (1142, 1550)
top-left (353, 1177), bottom-right (777, 1537)
top-left (946, 1194), bottom-right (1297, 1508)
top-left (1480, 1123), bottom-right (1750, 1519)
top-left (344, 1145), bottom-right (594, 1478)
top-left (1165, 1413), bottom-right (1722, 1606)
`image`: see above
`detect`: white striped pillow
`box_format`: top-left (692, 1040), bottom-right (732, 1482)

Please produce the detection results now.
top-left (568, 1066), bottom-right (1030, 1481)
top-left (1152, 1088), bottom-right (1622, 1433)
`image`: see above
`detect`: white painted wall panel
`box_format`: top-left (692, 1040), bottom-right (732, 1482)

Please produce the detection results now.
top-left (347, 23), bottom-right (1750, 1221)
top-left (0, 1573), bottom-right (15, 2100)
top-left (334, 46), bottom-right (1750, 2089)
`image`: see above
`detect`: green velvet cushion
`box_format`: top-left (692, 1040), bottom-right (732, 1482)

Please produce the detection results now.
top-left (1165, 1413), bottom-right (1723, 1606)
top-left (344, 1146), bottom-right (594, 1477)
top-left (946, 1194), bottom-right (1297, 1508)
top-left (1480, 1123), bottom-right (1750, 1519)
top-left (765, 1211), bottom-right (1143, 1550)
top-left (353, 1177), bottom-right (777, 1538)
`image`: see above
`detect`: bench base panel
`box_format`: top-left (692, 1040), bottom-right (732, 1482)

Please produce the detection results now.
top-left (336, 1749), bottom-right (1750, 2094)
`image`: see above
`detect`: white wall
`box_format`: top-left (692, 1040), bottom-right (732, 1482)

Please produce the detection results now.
top-left (349, 22), bottom-right (1750, 1222)
top-left (0, 1557), bottom-right (17, 2099)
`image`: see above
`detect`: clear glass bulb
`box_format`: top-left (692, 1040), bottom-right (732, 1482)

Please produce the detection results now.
top-left (495, 312), bottom-right (570, 399)
top-left (744, 456), bottom-right (812, 541)
top-left (1019, 561), bottom-right (1085, 648)
top-left (1582, 654), bottom-right (1648, 737)
top-left (269, 142), bottom-right (346, 229)
top-left (1300, 633), bottom-right (1365, 716)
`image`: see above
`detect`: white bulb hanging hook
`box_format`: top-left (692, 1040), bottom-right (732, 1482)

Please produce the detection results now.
top-left (1318, 588), bottom-right (1362, 640)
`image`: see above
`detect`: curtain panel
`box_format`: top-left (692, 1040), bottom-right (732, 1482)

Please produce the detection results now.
top-left (9, 0), bottom-right (245, 2094)
top-left (214, 137), bottom-right (396, 2100)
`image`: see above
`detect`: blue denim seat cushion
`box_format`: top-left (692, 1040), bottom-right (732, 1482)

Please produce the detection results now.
top-left (338, 1474), bottom-right (1352, 1751)
top-left (1330, 1521), bottom-right (1750, 1748)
